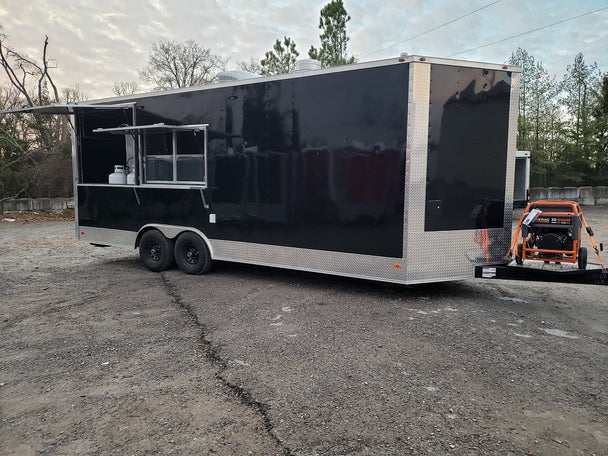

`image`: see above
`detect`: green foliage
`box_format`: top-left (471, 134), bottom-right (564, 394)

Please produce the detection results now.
top-left (591, 75), bottom-right (608, 182)
top-left (260, 37), bottom-right (299, 76)
top-left (308, 0), bottom-right (356, 68)
top-left (510, 48), bottom-right (607, 187)
top-left (0, 82), bottom-right (76, 199)
top-left (0, 33), bottom-right (76, 199)
top-left (0, 109), bottom-right (74, 199)
top-left (0, 114), bottom-right (32, 199)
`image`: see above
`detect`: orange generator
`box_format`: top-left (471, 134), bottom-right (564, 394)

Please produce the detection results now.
top-left (508, 200), bottom-right (604, 270)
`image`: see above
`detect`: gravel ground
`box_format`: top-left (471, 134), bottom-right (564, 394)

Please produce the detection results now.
top-left (1, 206), bottom-right (607, 455)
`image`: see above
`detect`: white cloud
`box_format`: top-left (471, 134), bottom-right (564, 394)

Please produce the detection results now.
top-left (0, 0), bottom-right (606, 99)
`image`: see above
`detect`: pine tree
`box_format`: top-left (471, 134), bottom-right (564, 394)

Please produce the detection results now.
top-left (308, 0), bottom-right (356, 68)
top-left (260, 37), bottom-right (299, 76)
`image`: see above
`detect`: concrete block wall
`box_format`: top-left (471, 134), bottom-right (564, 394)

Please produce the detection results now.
top-left (1, 198), bottom-right (74, 212)
top-left (530, 186), bottom-right (608, 206)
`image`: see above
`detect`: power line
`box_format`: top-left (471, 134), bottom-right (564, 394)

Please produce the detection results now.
top-left (447, 6), bottom-right (608, 57)
top-left (361, 0), bottom-right (503, 60)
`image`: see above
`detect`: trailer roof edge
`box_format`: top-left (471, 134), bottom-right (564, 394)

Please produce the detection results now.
top-left (82, 55), bottom-right (521, 106)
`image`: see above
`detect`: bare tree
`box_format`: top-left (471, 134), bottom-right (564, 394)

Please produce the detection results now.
top-left (62, 84), bottom-right (87, 103)
top-left (112, 81), bottom-right (139, 96)
top-left (237, 58), bottom-right (262, 75)
top-left (0, 33), bottom-right (76, 198)
top-left (0, 85), bottom-right (24, 115)
top-left (139, 39), bottom-right (228, 90)
top-left (0, 33), bottom-right (59, 106)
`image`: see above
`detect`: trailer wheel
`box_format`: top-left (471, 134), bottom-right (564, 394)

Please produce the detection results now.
top-left (515, 243), bottom-right (523, 265)
top-left (174, 232), bottom-right (212, 275)
top-left (578, 247), bottom-right (588, 270)
top-left (139, 230), bottom-right (174, 272)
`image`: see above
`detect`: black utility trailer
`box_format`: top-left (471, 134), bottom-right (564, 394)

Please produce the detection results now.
top-left (6, 55), bottom-right (522, 284)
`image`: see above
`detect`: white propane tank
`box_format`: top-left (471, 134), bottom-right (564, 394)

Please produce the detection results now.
top-left (127, 171), bottom-right (136, 184)
top-left (108, 165), bottom-right (127, 184)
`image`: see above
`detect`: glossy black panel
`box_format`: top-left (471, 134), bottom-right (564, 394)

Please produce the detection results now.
top-left (77, 64), bottom-right (409, 258)
top-left (425, 65), bottom-right (511, 231)
top-left (78, 186), bottom-right (208, 232)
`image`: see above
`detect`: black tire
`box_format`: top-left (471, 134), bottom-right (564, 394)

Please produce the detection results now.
top-left (515, 243), bottom-right (523, 265)
top-left (174, 232), bottom-right (212, 275)
top-left (578, 247), bottom-right (588, 270)
top-left (139, 230), bottom-right (174, 272)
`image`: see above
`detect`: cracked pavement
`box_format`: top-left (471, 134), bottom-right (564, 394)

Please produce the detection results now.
top-left (1, 206), bottom-right (607, 455)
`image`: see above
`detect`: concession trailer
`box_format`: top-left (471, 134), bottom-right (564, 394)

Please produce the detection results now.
top-left (9, 55), bottom-right (522, 284)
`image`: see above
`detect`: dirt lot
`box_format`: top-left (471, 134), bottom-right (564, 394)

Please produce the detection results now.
top-left (1, 207), bottom-right (607, 455)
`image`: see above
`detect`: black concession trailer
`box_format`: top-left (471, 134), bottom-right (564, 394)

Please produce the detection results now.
top-left (10, 55), bottom-right (522, 284)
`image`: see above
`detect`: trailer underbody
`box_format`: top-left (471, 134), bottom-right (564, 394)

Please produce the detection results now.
top-left (475, 262), bottom-right (608, 285)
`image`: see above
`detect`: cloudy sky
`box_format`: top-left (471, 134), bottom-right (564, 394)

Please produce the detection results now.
top-left (0, 0), bottom-right (607, 99)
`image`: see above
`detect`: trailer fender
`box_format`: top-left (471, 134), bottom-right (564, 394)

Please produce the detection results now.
top-left (135, 224), bottom-right (215, 259)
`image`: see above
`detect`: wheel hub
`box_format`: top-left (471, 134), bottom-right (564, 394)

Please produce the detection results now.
top-left (185, 247), bottom-right (199, 265)
top-left (148, 243), bottom-right (161, 262)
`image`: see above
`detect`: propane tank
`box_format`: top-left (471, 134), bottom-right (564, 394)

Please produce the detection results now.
top-left (126, 170), bottom-right (136, 184)
top-left (108, 165), bottom-right (127, 184)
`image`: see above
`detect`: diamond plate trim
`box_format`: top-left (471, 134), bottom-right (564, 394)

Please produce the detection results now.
top-left (404, 62), bottom-right (431, 264)
top-left (210, 239), bottom-right (409, 283)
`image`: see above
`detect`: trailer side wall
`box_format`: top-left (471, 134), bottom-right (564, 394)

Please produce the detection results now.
top-left (73, 57), bottom-right (520, 284)
top-left (77, 64), bottom-right (409, 258)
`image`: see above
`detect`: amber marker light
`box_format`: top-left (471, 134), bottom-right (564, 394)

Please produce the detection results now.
top-left (393, 264), bottom-right (403, 269)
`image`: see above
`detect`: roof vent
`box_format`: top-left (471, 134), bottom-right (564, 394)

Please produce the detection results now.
top-left (218, 71), bottom-right (262, 82)
top-left (294, 59), bottom-right (321, 72)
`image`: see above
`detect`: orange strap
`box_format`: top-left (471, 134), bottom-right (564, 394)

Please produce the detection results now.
top-left (508, 208), bottom-right (528, 259)
top-left (580, 213), bottom-right (605, 270)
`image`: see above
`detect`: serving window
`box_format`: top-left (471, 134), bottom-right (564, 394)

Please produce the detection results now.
top-left (93, 123), bottom-right (208, 186)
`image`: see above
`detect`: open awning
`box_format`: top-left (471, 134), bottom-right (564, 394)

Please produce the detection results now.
top-left (92, 123), bottom-right (208, 135)
top-left (0, 102), bottom-right (136, 115)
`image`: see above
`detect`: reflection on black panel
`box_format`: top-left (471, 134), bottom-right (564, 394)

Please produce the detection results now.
top-left (176, 156), bottom-right (204, 181)
top-left (78, 65), bottom-right (409, 258)
top-left (425, 65), bottom-right (511, 231)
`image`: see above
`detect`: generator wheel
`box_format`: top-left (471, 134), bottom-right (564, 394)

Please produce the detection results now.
top-left (578, 247), bottom-right (588, 270)
top-left (515, 243), bottom-right (523, 265)
top-left (139, 229), bottom-right (174, 272)
top-left (174, 232), bottom-right (212, 275)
